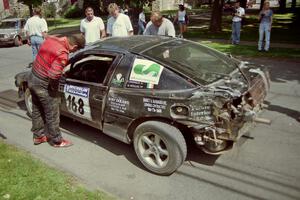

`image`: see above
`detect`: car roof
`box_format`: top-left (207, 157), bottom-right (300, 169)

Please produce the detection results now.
top-left (89, 35), bottom-right (177, 54)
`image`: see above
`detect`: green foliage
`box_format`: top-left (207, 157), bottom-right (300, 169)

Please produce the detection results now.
top-left (18, 0), bottom-right (43, 7)
top-left (64, 4), bottom-right (83, 18)
top-left (43, 2), bottom-right (57, 18)
top-left (0, 141), bottom-right (114, 200)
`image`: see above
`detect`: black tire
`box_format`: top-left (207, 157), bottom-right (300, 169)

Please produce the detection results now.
top-left (14, 36), bottom-right (22, 47)
top-left (24, 88), bottom-right (32, 117)
top-left (133, 121), bottom-right (187, 175)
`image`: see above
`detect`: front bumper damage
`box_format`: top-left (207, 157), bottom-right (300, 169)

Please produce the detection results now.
top-left (174, 65), bottom-right (271, 155)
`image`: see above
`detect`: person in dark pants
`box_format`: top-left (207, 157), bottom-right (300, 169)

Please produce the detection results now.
top-left (28, 35), bottom-right (85, 147)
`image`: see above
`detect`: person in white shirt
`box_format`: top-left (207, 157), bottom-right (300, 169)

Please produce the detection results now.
top-left (107, 3), bottom-right (133, 37)
top-left (138, 9), bottom-right (146, 35)
top-left (173, 4), bottom-right (189, 38)
top-left (80, 7), bottom-right (106, 46)
top-left (231, 1), bottom-right (245, 44)
top-left (24, 7), bottom-right (48, 60)
top-left (144, 11), bottom-right (176, 37)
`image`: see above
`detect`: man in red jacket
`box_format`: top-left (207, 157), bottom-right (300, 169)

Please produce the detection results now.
top-left (28, 34), bottom-right (85, 147)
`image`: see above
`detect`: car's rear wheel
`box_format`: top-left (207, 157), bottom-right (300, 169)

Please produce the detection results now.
top-left (25, 88), bottom-right (32, 117)
top-left (14, 36), bottom-right (22, 47)
top-left (133, 121), bottom-right (187, 175)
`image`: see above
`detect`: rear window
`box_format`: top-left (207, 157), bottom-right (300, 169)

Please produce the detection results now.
top-left (143, 40), bottom-right (237, 85)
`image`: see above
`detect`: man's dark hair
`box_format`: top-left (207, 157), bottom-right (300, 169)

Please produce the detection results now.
top-left (67, 34), bottom-right (85, 49)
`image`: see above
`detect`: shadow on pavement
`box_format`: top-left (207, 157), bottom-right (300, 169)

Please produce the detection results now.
top-left (59, 115), bottom-right (220, 173)
top-left (264, 100), bottom-right (300, 122)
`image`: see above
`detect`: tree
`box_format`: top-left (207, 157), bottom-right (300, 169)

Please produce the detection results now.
top-left (83, 0), bottom-right (100, 16)
top-left (260, 0), bottom-right (265, 10)
top-left (18, 0), bottom-right (43, 16)
top-left (209, 0), bottom-right (224, 33)
top-left (279, 0), bottom-right (287, 13)
top-left (291, 0), bottom-right (296, 12)
top-left (239, 0), bottom-right (247, 9)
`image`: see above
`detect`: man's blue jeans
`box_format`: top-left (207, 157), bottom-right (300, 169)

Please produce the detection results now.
top-left (232, 21), bottom-right (241, 44)
top-left (30, 36), bottom-right (44, 61)
top-left (27, 72), bottom-right (62, 144)
top-left (258, 22), bottom-right (271, 51)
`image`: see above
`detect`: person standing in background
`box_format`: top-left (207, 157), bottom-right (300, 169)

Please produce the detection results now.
top-left (173, 4), bottom-right (189, 38)
top-left (107, 3), bottom-right (133, 37)
top-left (231, 1), bottom-right (245, 45)
top-left (24, 7), bottom-right (48, 61)
top-left (138, 8), bottom-right (146, 35)
top-left (258, 1), bottom-right (273, 52)
top-left (80, 7), bottom-right (106, 46)
top-left (144, 11), bottom-right (176, 37)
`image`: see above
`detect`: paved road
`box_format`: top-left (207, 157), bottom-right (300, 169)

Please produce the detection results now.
top-left (0, 45), bottom-right (300, 200)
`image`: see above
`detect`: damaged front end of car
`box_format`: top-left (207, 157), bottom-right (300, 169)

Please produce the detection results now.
top-left (172, 62), bottom-right (271, 155)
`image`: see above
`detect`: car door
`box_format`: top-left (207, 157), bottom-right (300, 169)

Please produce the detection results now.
top-left (59, 54), bottom-right (120, 130)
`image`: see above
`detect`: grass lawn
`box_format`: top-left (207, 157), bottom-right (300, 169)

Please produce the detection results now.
top-left (47, 18), bottom-right (81, 31)
top-left (186, 11), bottom-right (300, 44)
top-left (200, 41), bottom-right (300, 59)
top-left (0, 140), bottom-right (114, 200)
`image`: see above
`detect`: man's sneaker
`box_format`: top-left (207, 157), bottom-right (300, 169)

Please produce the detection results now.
top-left (33, 136), bottom-right (47, 145)
top-left (51, 139), bottom-right (73, 148)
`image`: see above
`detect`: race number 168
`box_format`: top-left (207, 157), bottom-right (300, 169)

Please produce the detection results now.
top-left (66, 95), bottom-right (84, 115)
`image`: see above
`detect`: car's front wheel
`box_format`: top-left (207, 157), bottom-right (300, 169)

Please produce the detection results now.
top-left (133, 121), bottom-right (187, 175)
top-left (24, 88), bottom-right (32, 117)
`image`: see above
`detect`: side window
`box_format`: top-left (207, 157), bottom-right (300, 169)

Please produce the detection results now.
top-left (155, 68), bottom-right (195, 90)
top-left (67, 55), bottom-right (114, 84)
top-left (126, 57), bottom-right (195, 90)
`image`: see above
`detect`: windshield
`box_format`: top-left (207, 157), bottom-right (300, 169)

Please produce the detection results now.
top-left (143, 40), bottom-right (238, 85)
top-left (0, 21), bottom-right (17, 29)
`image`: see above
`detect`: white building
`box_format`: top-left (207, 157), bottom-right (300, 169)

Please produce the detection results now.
top-left (152, 0), bottom-right (184, 11)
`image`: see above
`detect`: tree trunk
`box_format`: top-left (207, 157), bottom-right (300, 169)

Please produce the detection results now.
top-left (291, 0), bottom-right (296, 11)
top-left (260, 0), bottom-right (265, 10)
top-left (279, 0), bottom-right (286, 13)
top-left (83, 0), bottom-right (101, 16)
top-left (240, 0), bottom-right (247, 9)
top-left (29, 4), bottom-right (33, 16)
top-left (209, 0), bottom-right (224, 33)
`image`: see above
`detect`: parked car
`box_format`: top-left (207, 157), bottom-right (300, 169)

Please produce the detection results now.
top-left (0, 18), bottom-right (26, 46)
top-left (15, 36), bottom-right (270, 175)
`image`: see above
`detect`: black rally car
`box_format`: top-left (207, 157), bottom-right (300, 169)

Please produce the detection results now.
top-left (15, 36), bottom-right (270, 175)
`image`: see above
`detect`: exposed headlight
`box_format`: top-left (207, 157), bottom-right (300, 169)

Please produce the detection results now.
top-left (170, 104), bottom-right (190, 118)
top-left (3, 34), bottom-right (9, 39)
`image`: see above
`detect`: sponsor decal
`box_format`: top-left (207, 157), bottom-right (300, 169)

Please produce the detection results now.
top-left (143, 98), bottom-right (167, 114)
top-left (64, 84), bottom-right (91, 119)
top-left (129, 58), bottom-right (163, 85)
top-left (65, 85), bottom-right (89, 98)
top-left (108, 96), bottom-right (129, 114)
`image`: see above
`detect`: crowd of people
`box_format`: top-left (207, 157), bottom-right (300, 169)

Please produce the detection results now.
top-left (23, 1), bottom-right (273, 148)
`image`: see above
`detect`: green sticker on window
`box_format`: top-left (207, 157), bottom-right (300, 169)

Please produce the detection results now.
top-left (130, 58), bottom-right (163, 85)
